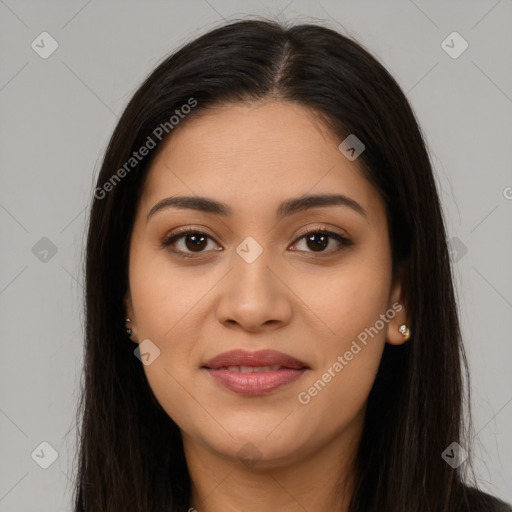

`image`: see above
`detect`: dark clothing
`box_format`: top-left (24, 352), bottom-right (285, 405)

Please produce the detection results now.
top-left (464, 486), bottom-right (512, 511)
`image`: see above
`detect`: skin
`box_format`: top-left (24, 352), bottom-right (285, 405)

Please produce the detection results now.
top-left (124, 100), bottom-right (410, 512)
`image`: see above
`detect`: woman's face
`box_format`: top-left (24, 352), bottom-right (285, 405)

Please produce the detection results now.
top-left (125, 100), bottom-right (408, 468)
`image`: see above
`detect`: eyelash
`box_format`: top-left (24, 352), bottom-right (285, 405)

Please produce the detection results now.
top-left (160, 226), bottom-right (352, 259)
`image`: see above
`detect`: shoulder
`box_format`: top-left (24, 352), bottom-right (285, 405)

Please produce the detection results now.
top-left (462, 485), bottom-right (512, 512)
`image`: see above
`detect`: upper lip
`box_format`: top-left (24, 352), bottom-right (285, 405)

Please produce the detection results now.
top-left (202, 349), bottom-right (308, 369)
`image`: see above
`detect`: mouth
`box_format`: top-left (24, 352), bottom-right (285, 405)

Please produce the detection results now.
top-left (202, 349), bottom-right (309, 396)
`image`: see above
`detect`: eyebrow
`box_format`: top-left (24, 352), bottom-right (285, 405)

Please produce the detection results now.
top-left (146, 193), bottom-right (367, 223)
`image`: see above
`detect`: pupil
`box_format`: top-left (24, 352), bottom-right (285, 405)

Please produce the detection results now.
top-left (186, 234), bottom-right (207, 251)
top-left (307, 233), bottom-right (328, 252)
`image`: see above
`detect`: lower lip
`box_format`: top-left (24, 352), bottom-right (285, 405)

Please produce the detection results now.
top-left (204, 368), bottom-right (307, 395)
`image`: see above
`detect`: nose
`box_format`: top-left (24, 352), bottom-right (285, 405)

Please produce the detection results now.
top-left (215, 246), bottom-right (293, 333)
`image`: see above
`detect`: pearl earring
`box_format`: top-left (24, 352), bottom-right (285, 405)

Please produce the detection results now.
top-left (125, 317), bottom-right (132, 336)
top-left (398, 324), bottom-right (410, 340)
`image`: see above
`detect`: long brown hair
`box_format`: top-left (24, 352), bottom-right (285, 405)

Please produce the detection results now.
top-left (74, 17), bottom-right (508, 511)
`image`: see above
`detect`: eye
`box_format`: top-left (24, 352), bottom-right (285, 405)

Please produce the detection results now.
top-left (161, 226), bottom-right (352, 258)
top-left (290, 228), bottom-right (352, 254)
top-left (161, 228), bottom-right (220, 258)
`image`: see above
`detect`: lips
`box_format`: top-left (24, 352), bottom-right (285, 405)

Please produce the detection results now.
top-left (202, 349), bottom-right (309, 395)
top-left (202, 349), bottom-right (308, 370)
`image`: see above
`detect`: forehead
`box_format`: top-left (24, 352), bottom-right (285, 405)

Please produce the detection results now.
top-left (139, 101), bottom-right (385, 224)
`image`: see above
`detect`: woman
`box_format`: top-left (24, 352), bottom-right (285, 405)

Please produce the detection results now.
top-left (74, 18), bottom-right (511, 512)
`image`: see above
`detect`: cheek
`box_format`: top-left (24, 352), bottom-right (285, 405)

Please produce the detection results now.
top-left (129, 249), bottom-right (218, 340)
top-left (130, 261), bottom-right (207, 428)
top-left (295, 280), bottom-right (387, 431)
top-left (290, 256), bottom-right (392, 341)
top-left (291, 255), bottom-right (391, 416)
top-left (141, 363), bottom-right (208, 436)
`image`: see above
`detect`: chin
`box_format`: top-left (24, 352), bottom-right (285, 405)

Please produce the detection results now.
top-left (208, 425), bottom-right (310, 467)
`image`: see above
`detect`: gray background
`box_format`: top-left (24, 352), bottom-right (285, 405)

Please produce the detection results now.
top-left (1, 0), bottom-right (511, 510)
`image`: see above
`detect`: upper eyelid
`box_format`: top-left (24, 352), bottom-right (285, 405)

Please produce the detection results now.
top-left (165, 224), bottom-right (349, 241)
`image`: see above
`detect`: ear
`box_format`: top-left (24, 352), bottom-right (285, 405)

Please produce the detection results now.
top-left (124, 292), bottom-right (134, 321)
top-left (124, 292), bottom-right (139, 343)
top-left (385, 278), bottom-right (411, 346)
